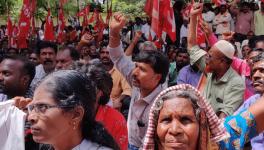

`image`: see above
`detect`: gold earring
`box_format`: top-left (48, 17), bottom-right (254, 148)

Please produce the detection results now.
top-left (73, 122), bottom-right (76, 130)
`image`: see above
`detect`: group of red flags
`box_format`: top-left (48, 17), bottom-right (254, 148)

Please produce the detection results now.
top-left (6, 0), bottom-right (111, 48)
top-left (6, 0), bottom-right (217, 49)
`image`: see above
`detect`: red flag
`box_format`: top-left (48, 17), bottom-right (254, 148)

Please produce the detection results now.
top-left (145, 0), bottom-right (176, 42)
top-left (10, 25), bottom-right (18, 48)
top-left (17, 0), bottom-right (31, 48)
top-left (144, 0), bottom-right (153, 16)
top-left (6, 16), bottom-right (13, 48)
top-left (57, 7), bottom-right (65, 43)
top-left (89, 9), bottom-right (100, 23)
top-left (77, 5), bottom-right (90, 17)
top-left (44, 9), bottom-right (55, 41)
top-left (6, 17), bottom-right (13, 37)
top-left (82, 5), bottom-right (90, 27)
top-left (161, 0), bottom-right (176, 42)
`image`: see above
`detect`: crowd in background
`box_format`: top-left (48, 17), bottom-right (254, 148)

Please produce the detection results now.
top-left (0, 0), bottom-right (264, 150)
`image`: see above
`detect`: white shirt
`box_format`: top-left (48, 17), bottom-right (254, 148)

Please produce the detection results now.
top-left (72, 139), bottom-right (112, 150)
top-left (180, 24), bottom-right (188, 43)
top-left (0, 100), bottom-right (26, 150)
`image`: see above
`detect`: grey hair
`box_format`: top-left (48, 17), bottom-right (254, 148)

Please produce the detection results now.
top-left (139, 41), bottom-right (157, 51)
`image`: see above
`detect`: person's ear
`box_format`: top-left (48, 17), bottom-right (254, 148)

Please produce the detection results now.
top-left (71, 106), bottom-right (85, 129)
top-left (154, 74), bottom-right (162, 83)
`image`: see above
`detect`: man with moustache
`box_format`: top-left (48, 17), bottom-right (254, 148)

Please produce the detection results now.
top-left (107, 13), bottom-right (169, 149)
top-left (30, 41), bottom-right (57, 91)
top-left (99, 44), bottom-right (131, 118)
top-left (235, 52), bottom-right (264, 149)
top-left (188, 4), bottom-right (244, 118)
top-left (55, 46), bottom-right (79, 70)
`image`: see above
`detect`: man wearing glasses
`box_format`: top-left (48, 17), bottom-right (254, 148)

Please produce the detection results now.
top-left (188, 3), bottom-right (245, 119)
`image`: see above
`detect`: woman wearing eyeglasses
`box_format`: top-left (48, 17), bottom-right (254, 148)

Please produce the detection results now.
top-left (27, 70), bottom-right (119, 150)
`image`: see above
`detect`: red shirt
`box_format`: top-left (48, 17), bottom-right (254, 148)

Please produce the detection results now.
top-left (96, 105), bottom-right (128, 150)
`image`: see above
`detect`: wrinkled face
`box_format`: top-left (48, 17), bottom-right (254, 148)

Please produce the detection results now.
top-left (247, 51), bottom-right (260, 69)
top-left (27, 84), bottom-right (73, 145)
top-left (40, 48), bottom-right (56, 72)
top-left (242, 46), bottom-right (251, 59)
top-left (99, 47), bottom-right (112, 65)
top-left (176, 53), bottom-right (189, 69)
top-left (132, 62), bottom-right (161, 90)
top-left (0, 59), bottom-right (25, 95)
top-left (157, 98), bottom-right (199, 150)
top-left (29, 53), bottom-right (39, 66)
top-left (56, 49), bottom-right (73, 70)
top-left (252, 60), bottom-right (264, 93)
top-left (205, 47), bottom-right (225, 73)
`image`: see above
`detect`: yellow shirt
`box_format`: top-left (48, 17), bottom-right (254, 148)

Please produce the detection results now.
top-left (109, 67), bottom-right (132, 101)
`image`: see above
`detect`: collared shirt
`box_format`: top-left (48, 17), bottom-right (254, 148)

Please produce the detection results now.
top-left (108, 44), bottom-right (164, 148)
top-left (109, 67), bottom-right (132, 101)
top-left (189, 45), bottom-right (245, 115)
top-left (30, 64), bottom-right (47, 92)
top-left (235, 94), bottom-right (264, 150)
top-left (254, 10), bottom-right (264, 36)
top-left (213, 12), bottom-right (232, 35)
top-left (72, 139), bottom-right (112, 150)
top-left (177, 65), bottom-right (202, 87)
top-left (234, 11), bottom-right (253, 35)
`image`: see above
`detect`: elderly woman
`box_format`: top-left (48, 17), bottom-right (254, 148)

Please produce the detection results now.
top-left (143, 84), bottom-right (264, 150)
top-left (27, 70), bottom-right (119, 150)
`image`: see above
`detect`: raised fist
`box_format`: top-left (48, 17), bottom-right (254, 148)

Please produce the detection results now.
top-left (110, 12), bottom-right (127, 35)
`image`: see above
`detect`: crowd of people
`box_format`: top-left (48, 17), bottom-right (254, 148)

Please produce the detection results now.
top-left (0, 0), bottom-right (264, 150)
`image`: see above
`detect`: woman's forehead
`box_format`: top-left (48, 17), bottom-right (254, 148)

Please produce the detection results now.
top-left (160, 97), bottom-right (195, 114)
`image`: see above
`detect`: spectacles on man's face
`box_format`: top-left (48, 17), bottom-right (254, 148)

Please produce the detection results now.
top-left (27, 103), bottom-right (73, 114)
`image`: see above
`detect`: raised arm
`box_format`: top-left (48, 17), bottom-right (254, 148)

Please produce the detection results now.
top-left (188, 3), bottom-right (203, 49)
top-left (108, 13), bottom-right (135, 86)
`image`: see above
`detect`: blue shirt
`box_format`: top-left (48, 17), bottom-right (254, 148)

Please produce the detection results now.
top-left (234, 94), bottom-right (264, 150)
top-left (176, 65), bottom-right (202, 87)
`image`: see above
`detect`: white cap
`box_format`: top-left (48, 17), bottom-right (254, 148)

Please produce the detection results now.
top-left (214, 40), bottom-right (235, 59)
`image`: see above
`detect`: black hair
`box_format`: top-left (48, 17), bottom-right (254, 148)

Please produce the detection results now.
top-left (71, 61), bottom-right (113, 105)
top-left (39, 70), bottom-right (119, 149)
top-left (134, 50), bottom-right (169, 84)
top-left (2, 55), bottom-right (35, 86)
top-left (252, 51), bottom-right (264, 64)
top-left (36, 41), bottom-right (57, 55)
top-left (60, 46), bottom-right (80, 61)
top-left (176, 48), bottom-right (188, 56)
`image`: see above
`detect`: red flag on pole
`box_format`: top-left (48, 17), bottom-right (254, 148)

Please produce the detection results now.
top-left (82, 5), bottom-right (90, 27)
top-left (17, 0), bottom-right (31, 48)
top-left (44, 9), bottom-right (55, 41)
top-left (6, 17), bottom-right (13, 37)
top-left (57, 7), bottom-right (65, 43)
top-left (144, 0), bottom-right (176, 42)
top-left (161, 0), bottom-right (176, 42)
top-left (6, 16), bottom-right (13, 48)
